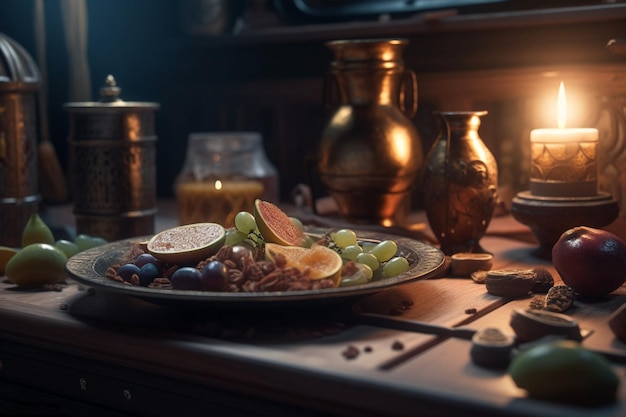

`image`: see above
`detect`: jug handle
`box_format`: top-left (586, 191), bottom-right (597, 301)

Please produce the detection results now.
top-left (399, 69), bottom-right (418, 118)
top-left (323, 71), bottom-right (341, 110)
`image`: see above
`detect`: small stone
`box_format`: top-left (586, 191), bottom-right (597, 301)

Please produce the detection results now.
top-left (485, 269), bottom-right (535, 297)
top-left (530, 268), bottom-right (554, 294)
top-left (509, 308), bottom-right (582, 344)
top-left (470, 327), bottom-right (514, 369)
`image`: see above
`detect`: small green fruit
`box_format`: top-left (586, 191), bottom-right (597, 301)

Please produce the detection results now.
top-left (5, 243), bottom-right (67, 287)
top-left (508, 340), bottom-right (619, 406)
top-left (0, 246), bottom-right (19, 275)
top-left (22, 213), bottom-right (55, 247)
top-left (75, 234), bottom-right (106, 251)
top-left (54, 239), bottom-right (80, 258)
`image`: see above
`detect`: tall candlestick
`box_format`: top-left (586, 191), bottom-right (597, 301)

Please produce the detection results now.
top-left (529, 82), bottom-right (598, 198)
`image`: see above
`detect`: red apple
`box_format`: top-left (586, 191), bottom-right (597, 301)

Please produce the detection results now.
top-left (552, 226), bottom-right (626, 297)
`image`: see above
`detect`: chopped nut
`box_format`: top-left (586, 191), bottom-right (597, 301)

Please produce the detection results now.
top-left (544, 285), bottom-right (575, 313)
top-left (391, 340), bottom-right (404, 350)
top-left (531, 268), bottom-right (554, 294)
top-left (342, 345), bottom-right (360, 360)
top-left (471, 270), bottom-right (488, 284)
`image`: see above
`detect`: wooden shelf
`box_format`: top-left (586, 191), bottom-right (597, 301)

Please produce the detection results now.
top-left (175, 3), bottom-right (626, 48)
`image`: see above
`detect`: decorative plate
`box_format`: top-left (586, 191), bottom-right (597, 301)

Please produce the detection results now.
top-left (65, 230), bottom-right (446, 310)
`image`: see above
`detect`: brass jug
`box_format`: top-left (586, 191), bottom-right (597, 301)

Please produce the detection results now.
top-left (317, 38), bottom-right (422, 226)
top-left (422, 111), bottom-right (498, 255)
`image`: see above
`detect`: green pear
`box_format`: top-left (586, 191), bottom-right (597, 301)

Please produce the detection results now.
top-left (5, 243), bottom-right (67, 287)
top-left (22, 213), bottom-right (55, 247)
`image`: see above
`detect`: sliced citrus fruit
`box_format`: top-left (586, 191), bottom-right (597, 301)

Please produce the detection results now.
top-left (265, 242), bottom-right (343, 286)
top-left (254, 199), bottom-right (304, 246)
top-left (147, 223), bottom-right (226, 265)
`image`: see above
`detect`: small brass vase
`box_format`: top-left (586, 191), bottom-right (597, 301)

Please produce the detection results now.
top-left (317, 38), bottom-right (423, 226)
top-left (422, 111), bottom-right (498, 255)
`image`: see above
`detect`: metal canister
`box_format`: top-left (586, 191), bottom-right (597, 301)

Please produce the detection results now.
top-left (0, 33), bottom-right (41, 247)
top-left (64, 75), bottom-right (159, 241)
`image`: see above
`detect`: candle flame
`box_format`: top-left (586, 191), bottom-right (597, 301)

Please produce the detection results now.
top-left (557, 81), bottom-right (567, 129)
top-left (214, 179), bottom-right (223, 190)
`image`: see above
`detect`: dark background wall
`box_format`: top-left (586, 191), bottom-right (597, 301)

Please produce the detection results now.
top-left (0, 0), bottom-right (184, 199)
top-left (0, 0), bottom-right (329, 202)
top-left (3, 0), bottom-right (626, 207)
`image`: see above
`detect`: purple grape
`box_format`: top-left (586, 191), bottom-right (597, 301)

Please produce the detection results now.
top-left (200, 261), bottom-right (228, 291)
top-left (138, 262), bottom-right (160, 286)
top-left (134, 253), bottom-right (160, 268)
top-left (117, 263), bottom-right (140, 282)
top-left (231, 244), bottom-right (253, 268)
top-left (170, 267), bottom-right (202, 290)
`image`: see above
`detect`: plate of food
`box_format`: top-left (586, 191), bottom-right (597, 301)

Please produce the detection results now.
top-left (65, 201), bottom-right (446, 309)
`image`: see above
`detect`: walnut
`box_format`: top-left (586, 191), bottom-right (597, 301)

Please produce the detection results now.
top-left (242, 280), bottom-right (259, 292)
top-left (228, 269), bottom-right (246, 285)
top-left (257, 261), bottom-right (277, 275)
top-left (214, 245), bottom-right (233, 262)
top-left (243, 263), bottom-right (265, 281)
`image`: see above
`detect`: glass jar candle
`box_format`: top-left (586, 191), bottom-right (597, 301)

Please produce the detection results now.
top-left (175, 132), bottom-right (279, 227)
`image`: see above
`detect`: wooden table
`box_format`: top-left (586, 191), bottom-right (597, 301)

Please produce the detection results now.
top-left (1, 207), bottom-right (625, 417)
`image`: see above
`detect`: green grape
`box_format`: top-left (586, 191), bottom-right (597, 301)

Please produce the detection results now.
top-left (383, 256), bottom-right (410, 277)
top-left (341, 244), bottom-right (363, 261)
top-left (90, 237), bottom-right (107, 247)
top-left (340, 263), bottom-right (373, 287)
top-left (356, 252), bottom-right (379, 271)
top-left (75, 234), bottom-right (105, 251)
top-left (225, 229), bottom-right (247, 246)
top-left (290, 216), bottom-right (304, 232)
top-left (370, 240), bottom-right (398, 262)
top-left (235, 211), bottom-right (257, 234)
top-left (360, 241), bottom-right (377, 253)
top-left (54, 239), bottom-right (80, 258)
top-left (333, 229), bottom-right (357, 248)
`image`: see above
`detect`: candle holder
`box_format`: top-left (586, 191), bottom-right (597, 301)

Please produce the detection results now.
top-left (511, 191), bottom-right (619, 259)
top-left (512, 81), bottom-right (621, 258)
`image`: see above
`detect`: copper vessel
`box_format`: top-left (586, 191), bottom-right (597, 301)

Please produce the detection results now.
top-left (317, 38), bottom-right (422, 226)
top-left (65, 75), bottom-right (159, 241)
top-left (422, 111), bottom-right (498, 255)
top-left (0, 33), bottom-right (40, 247)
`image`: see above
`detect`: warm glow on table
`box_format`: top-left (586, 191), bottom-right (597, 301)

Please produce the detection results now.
top-left (529, 82), bottom-right (598, 198)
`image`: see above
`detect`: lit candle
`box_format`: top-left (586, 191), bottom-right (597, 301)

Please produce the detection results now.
top-left (529, 82), bottom-right (598, 198)
top-left (176, 179), bottom-right (264, 227)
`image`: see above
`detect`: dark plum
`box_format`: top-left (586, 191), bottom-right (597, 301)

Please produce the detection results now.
top-left (231, 244), bottom-right (254, 268)
top-left (117, 263), bottom-right (140, 282)
top-left (134, 253), bottom-right (161, 268)
top-left (201, 261), bottom-right (228, 291)
top-left (170, 267), bottom-right (202, 290)
top-left (138, 262), bottom-right (160, 286)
